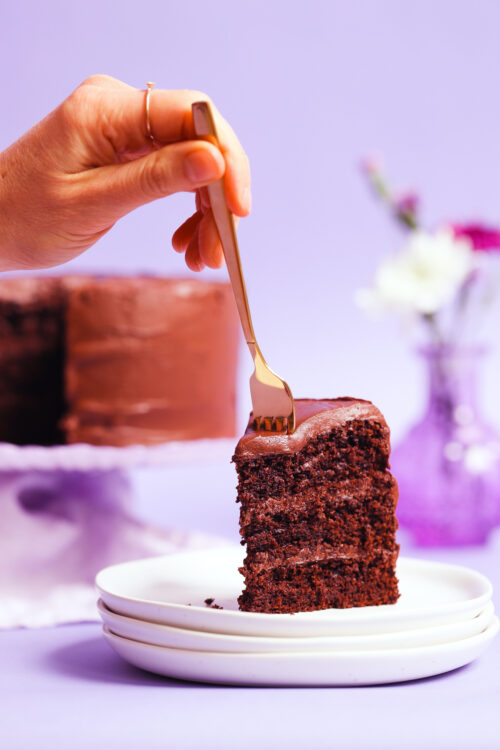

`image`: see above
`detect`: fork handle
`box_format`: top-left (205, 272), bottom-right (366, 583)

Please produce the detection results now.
top-left (191, 102), bottom-right (256, 349)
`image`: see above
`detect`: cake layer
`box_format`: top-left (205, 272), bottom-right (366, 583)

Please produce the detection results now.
top-left (238, 472), bottom-right (398, 523)
top-left (243, 502), bottom-right (398, 553)
top-left (239, 548), bottom-right (400, 614)
top-left (234, 421), bottom-right (391, 499)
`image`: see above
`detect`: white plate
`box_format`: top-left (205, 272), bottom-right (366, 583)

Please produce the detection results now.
top-left (98, 599), bottom-right (495, 653)
top-left (96, 547), bottom-right (493, 638)
top-left (102, 617), bottom-right (499, 686)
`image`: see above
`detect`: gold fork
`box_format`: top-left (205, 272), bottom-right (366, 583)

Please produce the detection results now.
top-left (192, 101), bottom-right (295, 434)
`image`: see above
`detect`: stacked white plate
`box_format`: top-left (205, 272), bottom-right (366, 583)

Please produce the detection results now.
top-left (96, 546), bottom-right (498, 686)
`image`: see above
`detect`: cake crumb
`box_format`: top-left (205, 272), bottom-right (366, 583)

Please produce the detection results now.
top-left (204, 597), bottom-right (223, 609)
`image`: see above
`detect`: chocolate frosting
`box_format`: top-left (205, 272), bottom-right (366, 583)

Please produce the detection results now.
top-left (244, 544), bottom-right (398, 574)
top-left (64, 276), bottom-right (240, 445)
top-left (234, 398), bottom-right (388, 457)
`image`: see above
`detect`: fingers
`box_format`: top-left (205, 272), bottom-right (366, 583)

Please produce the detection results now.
top-left (67, 80), bottom-right (251, 218)
top-left (197, 210), bottom-right (224, 268)
top-left (185, 233), bottom-right (204, 272)
top-left (78, 140), bottom-right (225, 220)
top-left (65, 77), bottom-right (250, 273)
top-left (172, 211), bottom-right (202, 254)
top-left (171, 202), bottom-right (241, 272)
top-left (218, 135), bottom-right (251, 218)
top-left (79, 135), bottom-right (233, 274)
top-left (171, 209), bottom-right (221, 271)
top-left (155, 92), bottom-right (251, 217)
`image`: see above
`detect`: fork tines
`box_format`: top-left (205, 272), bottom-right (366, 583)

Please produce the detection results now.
top-left (252, 415), bottom-right (290, 434)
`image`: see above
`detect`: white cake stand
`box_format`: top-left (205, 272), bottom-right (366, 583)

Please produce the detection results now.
top-left (0, 439), bottom-right (235, 629)
top-left (0, 437), bottom-right (235, 472)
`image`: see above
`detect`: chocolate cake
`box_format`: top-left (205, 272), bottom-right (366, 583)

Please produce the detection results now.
top-left (64, 277), bottom-right (239, 445)
top-left (0, 278), bottom-right (66, 444)
top-left (0, 276), bottom-right (239, 446)
top-left (234, 398), bottom-right (399, 614)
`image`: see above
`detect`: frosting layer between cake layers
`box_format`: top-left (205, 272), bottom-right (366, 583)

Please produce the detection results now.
top-left (234, 398), bottom-right (400, 614)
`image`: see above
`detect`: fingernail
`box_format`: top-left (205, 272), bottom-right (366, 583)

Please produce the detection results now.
top-left (184, 150), bottom-right (221, 184)
top-left (242, 186), bottom-right (252, 213)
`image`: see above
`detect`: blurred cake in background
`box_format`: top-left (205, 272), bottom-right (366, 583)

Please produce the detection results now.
top-left (0, 276), bottom-right (239, 446)
top-left (0, 277), bottom-right (66, 445)
top-left (64, 277), bottom-right (239, 445)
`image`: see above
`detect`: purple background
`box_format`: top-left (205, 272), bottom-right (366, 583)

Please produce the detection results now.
top-left (1, 7), bottom-right (500, 745)
top-left (2, 1), bottom-right (500, 537)
top-left (3, 0), bottom-right (500, 437)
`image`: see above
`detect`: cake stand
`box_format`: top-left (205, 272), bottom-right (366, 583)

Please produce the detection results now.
top-left (0, 439), bottom-right (235, 629)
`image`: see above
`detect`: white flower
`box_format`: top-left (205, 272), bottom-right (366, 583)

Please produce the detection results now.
top-left (356, 230), bottom-right (475, 315)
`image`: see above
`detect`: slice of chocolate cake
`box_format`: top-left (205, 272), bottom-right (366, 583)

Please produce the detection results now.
top-left (234, 398), bottom-right (399, 614)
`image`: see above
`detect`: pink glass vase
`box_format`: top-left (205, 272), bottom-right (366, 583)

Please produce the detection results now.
top-left (391, 345), bottom-right (500, 546)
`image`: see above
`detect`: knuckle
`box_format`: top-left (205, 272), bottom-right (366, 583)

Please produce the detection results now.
top-left (59, 76), bottom-right (112, 129)
top-left (81, 74), bottom-right (115, 88)
top-left (60, 84), bottom-right (95, 123)
top-left (141, 156), bottom-right (172, 198)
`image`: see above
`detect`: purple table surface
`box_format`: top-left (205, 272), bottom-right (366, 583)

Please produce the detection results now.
top-left (1, 462), bottom-right (500, 750)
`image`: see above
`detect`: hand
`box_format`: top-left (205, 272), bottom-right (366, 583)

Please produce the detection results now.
top-left (0, 75), bottom-right (251, 271)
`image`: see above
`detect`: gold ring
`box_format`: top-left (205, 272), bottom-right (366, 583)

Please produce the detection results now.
top-left (145, 81), bottom-right (156, 144)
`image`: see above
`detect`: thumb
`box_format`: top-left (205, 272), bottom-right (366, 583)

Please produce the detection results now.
top-left (77, 140), bottom-right (225, 222)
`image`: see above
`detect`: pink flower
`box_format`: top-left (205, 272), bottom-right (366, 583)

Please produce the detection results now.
top-left (360, 157), bottom-right (380, 176)
top-left (392, 191), bottom-right (419, 230)
top-left (395, 192), bottom-right (419, 217)
top-left (452, 223), bottom-right (500, 252)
